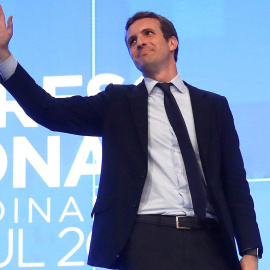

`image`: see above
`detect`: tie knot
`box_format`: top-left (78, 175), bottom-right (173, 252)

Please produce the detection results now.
top-left (156, 82), bottom-right (172, 94)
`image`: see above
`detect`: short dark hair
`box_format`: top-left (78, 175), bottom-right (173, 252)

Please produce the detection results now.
top-left (125, 11), bottom-right (179, 62)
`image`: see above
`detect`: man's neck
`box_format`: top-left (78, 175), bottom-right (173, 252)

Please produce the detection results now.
top-left (142, 64), bottom-right (178, 82)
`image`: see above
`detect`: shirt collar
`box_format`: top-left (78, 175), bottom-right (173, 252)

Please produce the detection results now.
top-left (144, 74), bottom-right (187, 95)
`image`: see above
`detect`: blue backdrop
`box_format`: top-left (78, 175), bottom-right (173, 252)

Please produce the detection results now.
top-left (0, 0), bottom-right (269, 269)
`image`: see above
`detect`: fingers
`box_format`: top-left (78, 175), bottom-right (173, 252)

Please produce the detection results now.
top-left (0, 5), bottom-right (13, 37)
top-left (7, 16), bottom-right (13, 35)
top-left (0, 4), bottom-right (13, 57)
top-left (0, 5), bottom-right (6, 26)
top-left (0, 5), bottom-right (9, 29)
top-left (0, 4), bottom-right (13, 34)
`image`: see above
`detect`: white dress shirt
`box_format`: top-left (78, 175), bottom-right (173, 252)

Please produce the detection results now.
top-left (138, 75), bottom-right (215, 217)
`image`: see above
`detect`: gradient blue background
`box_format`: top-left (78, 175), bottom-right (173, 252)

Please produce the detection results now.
top-left (0, 0), bottom-right (269, 269)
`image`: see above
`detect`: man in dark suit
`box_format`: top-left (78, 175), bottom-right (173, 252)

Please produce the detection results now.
top-left (0, 6), bottom-right (263, 270)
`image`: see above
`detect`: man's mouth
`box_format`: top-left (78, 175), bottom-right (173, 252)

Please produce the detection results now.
top-left (140, 49), bottom-right (152, 56)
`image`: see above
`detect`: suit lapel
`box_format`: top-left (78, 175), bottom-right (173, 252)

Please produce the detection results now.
top-left (128, 80), bottom-right (148, 158)
top-left (185, 82), bottom-right (212, 178)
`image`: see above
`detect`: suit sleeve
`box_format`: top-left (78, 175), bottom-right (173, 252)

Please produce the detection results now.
top-left (1, 63), bottom-right (110, 136)
top-left (219, 97), bottom-right (263, 255)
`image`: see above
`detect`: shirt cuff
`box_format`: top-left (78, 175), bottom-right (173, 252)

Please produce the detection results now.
top-left (242, 248), bottom-right (262, 259)
top-left (0, 55), bottom-right (18, 82)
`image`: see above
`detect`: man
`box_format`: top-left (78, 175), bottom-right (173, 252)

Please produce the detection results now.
top-left (0, 6), bottom-right (263, 270)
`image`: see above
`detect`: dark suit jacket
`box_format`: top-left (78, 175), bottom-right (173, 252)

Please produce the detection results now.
top-left (2, 64), bottom-right (262, 270)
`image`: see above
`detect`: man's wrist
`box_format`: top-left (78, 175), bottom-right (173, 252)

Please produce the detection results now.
top-left (0, 49), bottom-right (11, 64)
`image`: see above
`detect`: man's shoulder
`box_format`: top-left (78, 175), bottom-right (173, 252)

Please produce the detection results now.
top-left (184, 81), bottom-right (226, 101)
top-left (184, 82), bottom-right (228, 107)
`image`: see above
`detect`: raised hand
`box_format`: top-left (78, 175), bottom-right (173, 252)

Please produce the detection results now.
top-left (0, 5), bottom-right (13, 63)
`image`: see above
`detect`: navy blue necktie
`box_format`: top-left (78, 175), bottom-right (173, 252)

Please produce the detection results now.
top-left (157, 82), bottom-right (206, 218)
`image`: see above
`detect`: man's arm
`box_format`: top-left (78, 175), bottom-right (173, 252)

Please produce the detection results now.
top-left (0, 4), bottom-right (107, 137)
top-left (218, 97), bottom-right (262, 270)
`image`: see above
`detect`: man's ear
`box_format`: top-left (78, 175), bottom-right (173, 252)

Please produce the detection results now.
top-left (168, 36), bottom-right (178, 52)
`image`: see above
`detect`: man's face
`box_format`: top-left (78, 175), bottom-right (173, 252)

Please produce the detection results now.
top-left (126, 18), bottom-right (177, 75)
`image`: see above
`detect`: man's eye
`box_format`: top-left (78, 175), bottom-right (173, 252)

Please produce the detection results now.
top-left (146, 31), bottom-right (153, 35)
top-left (129, 39), bottom-right (136, 46)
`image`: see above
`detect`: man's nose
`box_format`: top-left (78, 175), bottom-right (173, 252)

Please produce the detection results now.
top-left (137, 36), bottom-right (146, 48)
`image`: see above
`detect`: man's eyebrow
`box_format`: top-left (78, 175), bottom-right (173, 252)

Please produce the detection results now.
top-left (127, 28), bottom-right (156, 44)
top-left (141, 27), bottom-right (155, 33)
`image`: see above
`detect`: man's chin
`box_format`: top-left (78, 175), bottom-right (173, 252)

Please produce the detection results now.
top-left (134, 61), bottom-right (155, 74)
